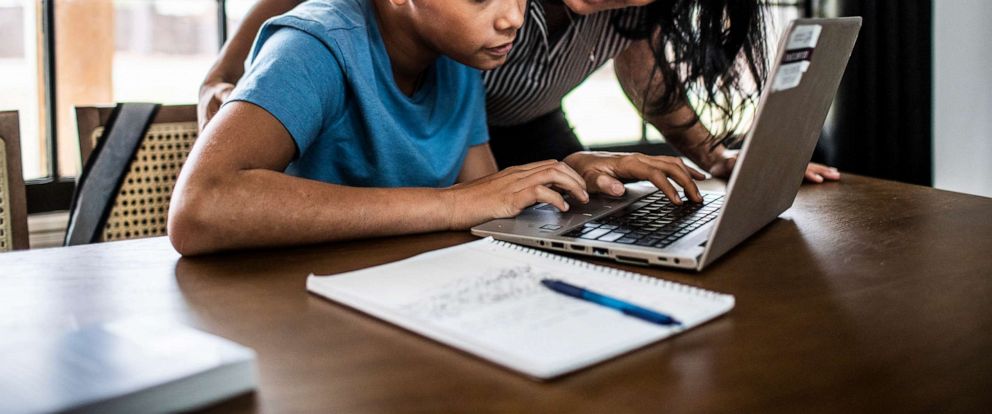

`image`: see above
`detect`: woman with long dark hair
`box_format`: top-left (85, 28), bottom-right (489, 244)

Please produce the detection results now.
top-left (200, 0), bottom-right (838, 201)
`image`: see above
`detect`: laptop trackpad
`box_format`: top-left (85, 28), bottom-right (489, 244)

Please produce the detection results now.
top-left (535, 199), bottom-right (619, 215)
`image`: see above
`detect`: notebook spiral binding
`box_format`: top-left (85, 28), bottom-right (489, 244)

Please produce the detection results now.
top-left (488, 238), bottom-right (726, 300)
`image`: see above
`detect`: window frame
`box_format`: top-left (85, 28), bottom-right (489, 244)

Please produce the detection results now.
top-left (26, 0), bottom-right (232, 214)
top-left (25, 0), bottom-right (809, 214)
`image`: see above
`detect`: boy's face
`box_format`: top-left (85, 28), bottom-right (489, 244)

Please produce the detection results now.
top-left (560, 0), bottom-right (657, 15)
top-left (409, 0), bottom-right (526, 70)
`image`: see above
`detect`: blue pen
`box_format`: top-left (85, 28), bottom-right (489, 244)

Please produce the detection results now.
top-left (540, 279), bottom-right (683, 327)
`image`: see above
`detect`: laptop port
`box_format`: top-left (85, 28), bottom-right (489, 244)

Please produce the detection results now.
top-left (570, 244), bottom-right (586, 252)
top-left (616, 256), bottom-right (650, 266)
top-left (551, 242), bottom-right (565, 249)
top-left (592, 247), bottom-right (609, 256)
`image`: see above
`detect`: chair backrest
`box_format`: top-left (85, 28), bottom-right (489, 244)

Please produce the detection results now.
top-left (72, 104), bottom-right (197, 243)
top-left (0, 111), bottom-right (29, 251)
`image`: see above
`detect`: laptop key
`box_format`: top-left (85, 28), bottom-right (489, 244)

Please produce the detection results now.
top-left (616, 237), bottom-right (639, 244)
top-left (580, 228), bottom-right (611, 240)
top-left (640, 237), bottom-right (662, 246)
top-left (563, 230), bottom-right (582, 237)
top-left (598, 232), bottom-right (626, 242)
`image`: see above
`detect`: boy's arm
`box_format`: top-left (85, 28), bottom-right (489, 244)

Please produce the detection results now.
top-left (456, 143), bottom-right (499, 183)
top-left (168, 102), bottom-right (589, 256)
top-left (199, 0), bottom-right (303, 131)
top-left (171, 102), bottom-right (450, 255)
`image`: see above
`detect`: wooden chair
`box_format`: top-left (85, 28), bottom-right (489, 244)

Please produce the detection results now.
top-left (70, 104), bottom-right (197, 244)
top-left (0, 111), bottom-right (29, 251)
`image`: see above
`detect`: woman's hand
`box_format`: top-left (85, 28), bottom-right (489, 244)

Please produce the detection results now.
top-left (803, 162), bottom-right (841, 183)
top-left (563, 151), bottom-right (705, 204)
top-left (709, 156), bottom-right (841, 183)
top-left (443, 160), bottom-right (590, 230)
top-left (197, 81), bottom-right (235, 132)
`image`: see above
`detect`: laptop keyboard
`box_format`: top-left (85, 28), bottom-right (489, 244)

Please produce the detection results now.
top-left (562, 192), bottom-right (724, 248)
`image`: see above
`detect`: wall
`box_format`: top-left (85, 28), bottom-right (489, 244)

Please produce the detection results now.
top-left (933, 0), bottom-right (992, 197)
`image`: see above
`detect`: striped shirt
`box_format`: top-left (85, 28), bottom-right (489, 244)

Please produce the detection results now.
top-left (483, 1), bottom-right (644, 127)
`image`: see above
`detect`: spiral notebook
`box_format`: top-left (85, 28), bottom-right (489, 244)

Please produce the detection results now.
top-left (306, 237), bottom-right (734, 379)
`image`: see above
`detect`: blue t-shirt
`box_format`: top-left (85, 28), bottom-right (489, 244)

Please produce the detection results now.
top-left (227, 0), bottom-right (489, 188)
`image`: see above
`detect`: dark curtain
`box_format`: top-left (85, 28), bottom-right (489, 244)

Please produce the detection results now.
top-left (814, 0), bottom-right (933, 186)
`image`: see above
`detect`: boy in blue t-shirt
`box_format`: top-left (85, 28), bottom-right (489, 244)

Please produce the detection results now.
top-left (168, 0), bottom-right (590, 255)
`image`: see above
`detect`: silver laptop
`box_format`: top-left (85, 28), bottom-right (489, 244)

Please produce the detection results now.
top-left (472, 18), bottom-right (862, 271)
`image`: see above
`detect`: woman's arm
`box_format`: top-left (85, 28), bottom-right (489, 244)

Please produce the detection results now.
top-left (613, 38), bottom-right (840, 183)
top-left (613, 38), bottom-right (730, 172)
top-left (169, 103), bottom-right (588, 256)
top-left (198, 0), bottom-right (303, 131)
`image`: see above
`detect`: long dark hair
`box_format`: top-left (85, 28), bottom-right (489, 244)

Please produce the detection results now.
top-left (613, 0), bottom-right (768, 148)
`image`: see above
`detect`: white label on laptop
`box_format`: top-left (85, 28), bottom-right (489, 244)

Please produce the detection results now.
top-left (772, 24), bottom-right (820, 92)
top-left (772, 61), bottom-right (811, 92)
top-left (786, 24), bottom-right (822, 49)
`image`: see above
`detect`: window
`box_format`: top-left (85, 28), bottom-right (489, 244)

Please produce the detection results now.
top-left (20, 0), bottom-right (225, 213)
top-left (0, 0), bottom-right (43, 180)
top-left (52, 0), bottom-right (219, 177)
top-left (224, 0), bottom-right (257, 36)
top-left (564, 1), bottom-right (806, 148)
top-left (562, 60), bottom-right (663, 147)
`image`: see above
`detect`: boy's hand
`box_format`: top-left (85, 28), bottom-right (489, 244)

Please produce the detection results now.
top-left (198, 81), bottom-right (235, 132)
top-left (563, 151), bottom-right (705, 205)
top-left (444, 160), bottom-right (590, 230)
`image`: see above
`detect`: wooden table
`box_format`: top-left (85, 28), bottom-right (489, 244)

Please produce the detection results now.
top-left (2, 175), bottom-right (990, 412)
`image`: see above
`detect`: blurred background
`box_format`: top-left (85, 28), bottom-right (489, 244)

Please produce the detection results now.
top-left (0, 0), bottom-right (989, 246)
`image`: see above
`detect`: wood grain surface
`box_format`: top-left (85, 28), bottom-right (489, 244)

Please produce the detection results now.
top-left (2, 175), bottom-right (990, 413)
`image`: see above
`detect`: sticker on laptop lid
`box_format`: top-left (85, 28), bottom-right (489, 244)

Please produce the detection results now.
top-left (781, 48), bottom-right (815, 64)
top-left (786, 24), bottom-right (822, 50)
top-left (772, 24), bottom-right (821, 92)
top-left (772, 61), bottom-right (811, 92)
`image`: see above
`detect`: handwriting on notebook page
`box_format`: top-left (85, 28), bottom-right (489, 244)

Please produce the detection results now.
top-left (398, 266), bottom-right (594, 335)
